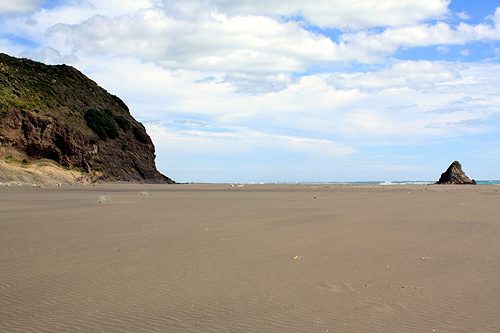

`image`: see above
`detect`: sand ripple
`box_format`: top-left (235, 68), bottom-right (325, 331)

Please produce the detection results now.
top-left (1, 184), bottom-right (500, 331)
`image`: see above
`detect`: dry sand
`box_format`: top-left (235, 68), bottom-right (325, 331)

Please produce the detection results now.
top-left (1, 183), bottom-right (500, 332)
top-left (0, 160), bottom-right (86, 186)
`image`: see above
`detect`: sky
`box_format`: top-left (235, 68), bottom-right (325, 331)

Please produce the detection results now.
top-left (1, 0), bottom-right (500, 183)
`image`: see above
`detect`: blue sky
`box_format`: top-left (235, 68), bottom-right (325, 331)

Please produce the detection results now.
top-left (1, 0), bottom-right (500, 183)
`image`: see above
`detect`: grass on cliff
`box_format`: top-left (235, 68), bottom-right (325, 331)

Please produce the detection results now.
top-left (5, 156), bottom-right (29, 166)
top-left (4, 156), bottom-right (87, 174)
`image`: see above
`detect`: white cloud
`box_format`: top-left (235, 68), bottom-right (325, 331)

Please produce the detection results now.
top-left (23, 46), bottom-right (78, 64)
top-left (0, 0), bottom-right (42, 14)
top-left (436, 45), bottom-right (449, 53)
top-left (4, 1), bottom-right (493, 94)
top-left (327, 60), bottom-right (461, 91)
top-left (147, 124), bottom-right (356, 159)
top-left (359, 164), bottom-right (431, 173)
top-left (211, 0), bottom-right (450, 29)
top-left (339, 9), bottom-right (500, 62)
top-left (46, 5), bottom-right (339, 92)
top-left (86, 0), bottom-right (156, 16)
top-left (425, 118), bottom-right (489, 130)
top-left (50, 7), bottom-right (336, 73)
top-left (456, 11), bottom-right (470, 20)
top-left (44, 3), bottom-right (500, 81)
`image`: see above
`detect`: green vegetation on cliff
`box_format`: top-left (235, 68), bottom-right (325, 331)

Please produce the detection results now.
top-left (84, 108), bottom-right (119, 141)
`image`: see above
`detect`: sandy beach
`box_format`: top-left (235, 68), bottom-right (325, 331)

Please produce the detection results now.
top-left (1, 183), bottom-right (499, 332)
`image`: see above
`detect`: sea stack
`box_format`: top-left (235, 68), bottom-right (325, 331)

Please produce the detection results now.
top-left (436, 161), bottom-right (476, 185)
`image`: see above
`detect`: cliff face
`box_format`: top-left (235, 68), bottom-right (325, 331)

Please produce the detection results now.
top-left (436, 161), bottom-right (476, 185)
top-left (0, 53), bottom-right (174, 183)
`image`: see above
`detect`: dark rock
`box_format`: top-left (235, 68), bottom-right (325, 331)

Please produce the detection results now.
top-left (0, 53), bottom-right (174, 183)
top-left (435, 161), bottom-right (476, 185)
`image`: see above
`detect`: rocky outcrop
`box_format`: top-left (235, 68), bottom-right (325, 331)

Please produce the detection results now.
top-left (436, 161), bottom-right (476, 185)
top-left (0, 53), bottom-right (174, 183)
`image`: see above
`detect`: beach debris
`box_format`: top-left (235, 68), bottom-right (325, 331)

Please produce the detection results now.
top-left (420, 257), bottom-right (433, 260)
top-left (292, 256), bottom-right (299, 260)
top-left (138, 191), bottom-right (150, 196)
top-left (435, 161), bottom-right (476, 185)
top-left (98, 195), bottom-right (111, 203)
top-left (238, 184), bottom-right (244, 187)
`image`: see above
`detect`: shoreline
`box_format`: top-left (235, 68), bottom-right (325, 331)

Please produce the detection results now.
top-left (2, 180), bottom-right (499, 187)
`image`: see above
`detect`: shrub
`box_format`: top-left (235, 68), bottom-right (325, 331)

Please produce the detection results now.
top-left (98, 195), bottom-right (111, 203)
top-left (133, 127), bottom-right (148, 143)
top-left (114, 115), bottom-right (131, 131)
top-left (110, 94), bottom-right (129, 113)
top-left (84, 108), bottom-right (119, 141)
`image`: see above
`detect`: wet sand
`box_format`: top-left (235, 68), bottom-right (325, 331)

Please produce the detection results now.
top-left (1, 183), bottom-right (500, 332)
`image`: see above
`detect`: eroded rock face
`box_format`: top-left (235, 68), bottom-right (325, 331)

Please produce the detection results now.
top-left (436, 161), bottom-right (476, 185)
top-left (0, 53), bottom-right (174, 183)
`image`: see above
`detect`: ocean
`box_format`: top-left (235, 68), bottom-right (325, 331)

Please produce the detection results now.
top-left (252, 180), bottom-right (500, 186)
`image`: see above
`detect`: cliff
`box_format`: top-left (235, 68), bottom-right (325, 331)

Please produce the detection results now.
top-left (436, 161), bottom-right (476, 185)
top-left (0, 53), bottom-right (174, 183)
